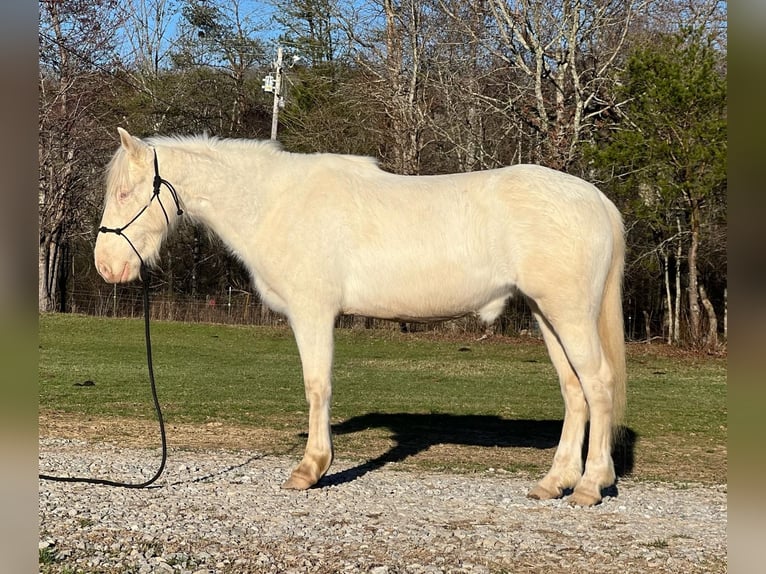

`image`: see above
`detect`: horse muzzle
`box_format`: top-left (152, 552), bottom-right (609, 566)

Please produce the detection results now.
top-left (96, 259), bottom-right (139, 284)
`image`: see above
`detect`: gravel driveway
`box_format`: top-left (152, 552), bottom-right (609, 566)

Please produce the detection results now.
top-left (39, 438), bottom-right (727, 574)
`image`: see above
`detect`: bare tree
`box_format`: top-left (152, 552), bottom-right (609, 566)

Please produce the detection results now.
top-left (173, 0), bottom-right (268, 135)
top-left (114, 0), bottom-right (181, 132)
top-left (120, 0), bottom-right (180, 75)
top-left (39, 0), bottom-right (121, 312)
top-left (438, 0), bottom-right (645, 170)
top-left (344, 0), bottom-right (437, 174)
top-left (424, 0), bottom-right (502, 171)
top-left (340, 0), bottom-right (645, 174)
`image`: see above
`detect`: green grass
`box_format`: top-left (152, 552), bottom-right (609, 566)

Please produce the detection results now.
top-left (39, 314), bottom-right (561, 426)
top-left (39, 313), bottom-right (727, 482)
top-left (39, 547), bottom-right (56, 565)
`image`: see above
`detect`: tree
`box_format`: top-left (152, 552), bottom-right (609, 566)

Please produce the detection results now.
top-left (342, 0), bottom-right (439, 174)
top-left (113, 0), bottom-right (182, 134)
top-left (588, 26), bottom-right (727, 347)
top-left (266, 0), bottom-right (373, 154)
top-left (172, 0), bottom-right (268, 135)
top-left (422, 0), bottom-right (505, 172)
top-left (39, 0), bottom-right (122, 312)
top-left (119, 0), bottom-right (181, 76)
top-left (271, 0), bottom-right (342, 66)
top-left (440, 0), bottom-right (646, 170)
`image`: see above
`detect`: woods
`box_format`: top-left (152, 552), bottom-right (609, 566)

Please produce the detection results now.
top-left (38, 0), bottom-right (727, 349)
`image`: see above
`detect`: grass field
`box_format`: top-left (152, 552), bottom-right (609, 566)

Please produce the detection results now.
top-left (39, 313), bottom-right (727, 484)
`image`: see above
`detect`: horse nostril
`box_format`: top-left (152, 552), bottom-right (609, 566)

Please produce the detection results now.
top-left (97, 261), bottom-right (112, 281)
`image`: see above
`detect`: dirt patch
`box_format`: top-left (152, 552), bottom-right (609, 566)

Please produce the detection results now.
top-left (39, 410), bottom-right (726, 484)
top-left (627, 432), bottom-right (727, 484)
top-left (39, 410), bottom-right (296, 453)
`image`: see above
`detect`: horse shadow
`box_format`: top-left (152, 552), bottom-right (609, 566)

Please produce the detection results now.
top-left (318, 412), bottom-right (636, 489)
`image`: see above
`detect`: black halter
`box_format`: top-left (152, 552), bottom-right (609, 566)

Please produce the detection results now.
top-left (98, 149), bottom-right (184, 267)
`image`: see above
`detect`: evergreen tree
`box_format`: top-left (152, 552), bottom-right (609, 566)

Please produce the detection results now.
top-left (589, 27), bottom-right (727, 346)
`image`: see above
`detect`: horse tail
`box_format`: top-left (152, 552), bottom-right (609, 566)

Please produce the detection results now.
top-left (599, 201), bottom-right (627, 433)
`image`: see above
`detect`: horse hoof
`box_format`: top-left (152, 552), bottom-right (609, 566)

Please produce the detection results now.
top-left (281, 468), bottom-right (318, 490)
top-left (527, 484), bottom-right (561, 500)
top-left (281, 476), bottom-right (312, 490)
top-left (567, 490), bottom-right (602, 507)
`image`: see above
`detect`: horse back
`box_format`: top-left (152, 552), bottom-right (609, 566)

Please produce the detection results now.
top-left (310, 163), bottom-right (617, 321)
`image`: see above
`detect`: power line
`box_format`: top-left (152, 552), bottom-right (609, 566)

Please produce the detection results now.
top-left (39, 30), bottom-right (174, 109)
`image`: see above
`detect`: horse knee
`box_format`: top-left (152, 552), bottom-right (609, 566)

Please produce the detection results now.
top-left (306, 384), bottom-right (332, 404)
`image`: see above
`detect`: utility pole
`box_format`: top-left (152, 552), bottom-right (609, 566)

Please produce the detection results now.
top-left (262, 46), bottom-right (300, 141)
top-left (270, 46), bottom-right (283, 140)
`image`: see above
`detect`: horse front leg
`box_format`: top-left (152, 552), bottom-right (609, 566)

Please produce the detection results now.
top-left (282, 312), bottom-right (335, 490)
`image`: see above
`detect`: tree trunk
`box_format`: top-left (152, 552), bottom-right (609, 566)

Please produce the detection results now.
top-left (687, 204), bottom-right (702, 344)
top-left (674, 219), bottom-right (682, 345)
top-left (39, 226), bottom-right (67, 313)
top-left (662, 248), bottom-right (672, 344)
top-left (698, 283), bottom-right (718, 351)
top-left (39, 241), bottom-right (55, 313)
top-left (380, 0), bottom-right (424, 175)
top-left (643, 310), bottom-right (651, 343)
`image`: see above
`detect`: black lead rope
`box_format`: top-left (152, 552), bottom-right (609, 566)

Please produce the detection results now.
top-left (40, 149), bottom-right (182, 489)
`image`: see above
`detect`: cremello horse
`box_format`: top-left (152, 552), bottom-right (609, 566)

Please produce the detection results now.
top-left (95, 128), bottom-right (626, 506)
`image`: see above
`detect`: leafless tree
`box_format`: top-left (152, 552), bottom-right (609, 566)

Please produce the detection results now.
top-left (172, 0), bottom-right (268, 135)
top-left (113, 0), bottom-right (181, 132)
top-left (343, 0), bottom-right (438, 174)
top-left (120, 0), bottom-right (180, 75)
top-left (438, 0), bottom-right (647, 170)
top-left (39, 0), bottom-right (122, 312)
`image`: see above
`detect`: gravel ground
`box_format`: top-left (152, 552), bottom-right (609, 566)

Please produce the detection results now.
top-left (39, 438), bottom-right (727, 574)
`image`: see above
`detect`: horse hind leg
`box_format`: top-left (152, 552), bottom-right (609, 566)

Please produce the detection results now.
top-left (525, 292), bottom-right (618, 506)
top-left (567, 346), bottom-right (617, 507)
top-left (527, 309), bottom-right (589, 501)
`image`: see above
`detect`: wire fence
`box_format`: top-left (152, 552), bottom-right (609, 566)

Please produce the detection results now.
top-left (67, 286), bottom-right (540, 336)
top-left (63, 283), bottom-right (726, 346)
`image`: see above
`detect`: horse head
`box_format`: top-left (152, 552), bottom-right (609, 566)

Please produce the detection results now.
top-left (94, 128), bottom-right (182, 283)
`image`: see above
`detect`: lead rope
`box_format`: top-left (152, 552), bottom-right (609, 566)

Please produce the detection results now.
top-left (40, 149), bottom-right (182, 489)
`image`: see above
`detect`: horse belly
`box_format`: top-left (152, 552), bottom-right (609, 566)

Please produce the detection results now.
top-left (341, 258), bottom-right (511, 322)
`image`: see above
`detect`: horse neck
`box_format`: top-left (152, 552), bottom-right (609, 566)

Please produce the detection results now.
top-left (156, 141), bottom-right (288, 241)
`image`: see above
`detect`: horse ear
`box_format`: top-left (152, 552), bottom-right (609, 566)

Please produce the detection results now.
top-left (117, 127), bottom-right (150, 163)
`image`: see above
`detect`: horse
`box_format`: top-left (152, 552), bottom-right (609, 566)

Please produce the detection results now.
top-left (95, 128), bottom-right (627, 506)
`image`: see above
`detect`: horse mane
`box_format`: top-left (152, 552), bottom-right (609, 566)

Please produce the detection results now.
top-left (146, 133), bottom-right (285, 155)
top-left (104, 146), bottom-right (129, 201)
top-left (105, 133), bottom-right (382, 200)
top-left (145, 134), bottom-right (382, 171)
